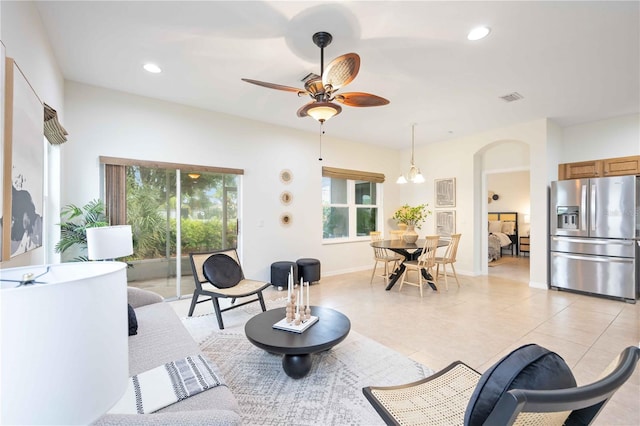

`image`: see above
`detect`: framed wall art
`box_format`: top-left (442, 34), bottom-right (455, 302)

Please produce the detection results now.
top-left (2, 57), bottom-right (44, 259)
top-left (435, 210), bottom-right (456, 238)
top-left (435, 177), bottom-right (456, 208)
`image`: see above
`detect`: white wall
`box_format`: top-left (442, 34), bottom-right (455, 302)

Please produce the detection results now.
top-left (64, 82), bottom-right (401, 280)
top-left (0, 1), bottom-right (64, 269)
top-left (561, 113), bottom-right (640, 162)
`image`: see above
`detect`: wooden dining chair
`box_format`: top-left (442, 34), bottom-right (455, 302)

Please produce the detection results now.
top-left (389, 230), bottom-right (405, 241)
top-left (399, 235), bottom-right (440, 297)
top-left (435, 233), bottom-right (461, 290)
top-left (370, 232), bottom-right (403, 285)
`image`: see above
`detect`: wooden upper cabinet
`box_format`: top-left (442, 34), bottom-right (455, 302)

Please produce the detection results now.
top-left (559, 159), bottom-right (603, 180)
top-left (559, 155), bottom-right (640, 180)
top-left (603, 156), bottom-right (640, 177)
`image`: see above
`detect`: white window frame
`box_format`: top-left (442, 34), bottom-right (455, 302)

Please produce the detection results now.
top-left (322, 178), bottom-right (383, 244)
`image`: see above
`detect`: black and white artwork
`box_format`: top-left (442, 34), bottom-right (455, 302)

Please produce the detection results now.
top-left (435, 210), bottom-right (456, 238)
top-left (2, 58), bottom-right (44, 258)
top-left (435, 178), bottom-right (456, 208)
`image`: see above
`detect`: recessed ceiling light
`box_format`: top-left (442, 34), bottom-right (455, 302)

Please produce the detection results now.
top-left (467, 26), bottom-right (491, 41)
top-left (143, 63), bottom-right (162, 73)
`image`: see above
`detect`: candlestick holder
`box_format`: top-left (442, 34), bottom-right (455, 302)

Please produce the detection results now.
top-left (286, 292), bottom-right (297, 324)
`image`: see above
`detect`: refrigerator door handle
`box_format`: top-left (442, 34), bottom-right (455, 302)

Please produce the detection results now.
top-left (550, 236), bottom-right (635, 246)
top-left (551, 252), bottom-right (633, 264)
top-left (581, 184), bottom-right (587, 231)
top-left (590, 184), bottom-right (596, 232)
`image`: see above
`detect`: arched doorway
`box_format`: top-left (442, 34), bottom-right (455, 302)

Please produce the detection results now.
top-left (473, 140), bottom-right (530, 280)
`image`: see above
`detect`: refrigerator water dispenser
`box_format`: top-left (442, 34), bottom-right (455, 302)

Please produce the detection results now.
top-left (557, 206), bottom-right (579, 230)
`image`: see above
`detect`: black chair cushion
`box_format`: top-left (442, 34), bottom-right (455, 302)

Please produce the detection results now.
top-left (127, 304), bottom-right (138, 336)
top-left (202, 253), bottom-right (243, 288)
top-left (464, 343), bottom-right (577, 426)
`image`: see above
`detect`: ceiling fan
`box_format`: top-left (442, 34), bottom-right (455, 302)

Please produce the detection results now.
top-left (242, 31), bottom-right (389, 123)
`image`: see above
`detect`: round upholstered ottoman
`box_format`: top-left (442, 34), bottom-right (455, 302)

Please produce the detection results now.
top-left (296, 258), bottom-right (321, 284)
top-left (270, 261), bottom-right (298, 290)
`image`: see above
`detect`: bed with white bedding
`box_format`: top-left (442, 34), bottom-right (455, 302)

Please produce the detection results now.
top-left (488, 212), bottom-right (518, 261)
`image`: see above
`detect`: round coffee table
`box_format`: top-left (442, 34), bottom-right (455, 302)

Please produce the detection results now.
top-left (244, 306), bottom-right (351, 379)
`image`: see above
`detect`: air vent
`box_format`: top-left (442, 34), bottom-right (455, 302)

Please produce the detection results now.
top-left (499, 92), bottom-right (524, 102)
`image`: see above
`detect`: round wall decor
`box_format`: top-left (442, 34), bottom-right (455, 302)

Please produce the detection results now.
top-left (280, 191), bottom-right (293, 205)
top-left (280, 213), bottom-right (292, 226)
top-left (280, 169), bottom-right (293, 184)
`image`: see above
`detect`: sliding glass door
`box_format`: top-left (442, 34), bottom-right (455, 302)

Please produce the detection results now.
top-left (120, 165), bottom-right (239, 299)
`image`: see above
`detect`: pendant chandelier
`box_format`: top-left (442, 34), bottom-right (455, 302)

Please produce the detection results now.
top-left (396, 124), bottom-right (425, 184)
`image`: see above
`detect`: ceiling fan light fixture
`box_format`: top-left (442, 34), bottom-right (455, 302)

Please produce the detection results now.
top-left (243, 31), bottom-right (388, 122)
top-left (304, 102), bottom-right (342, 122)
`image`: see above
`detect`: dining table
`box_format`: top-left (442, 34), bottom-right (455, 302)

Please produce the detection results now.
top-left (370, 238), bottom-right (449, 291)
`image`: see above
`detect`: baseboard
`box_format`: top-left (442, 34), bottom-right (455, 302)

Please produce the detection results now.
top-left (528, 281), bottom-right (548, 290)
top-left (322, 265), bottom-right (372, 277)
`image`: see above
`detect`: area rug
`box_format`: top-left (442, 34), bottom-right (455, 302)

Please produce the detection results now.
top-left (199, 330), bottom-right (432, 425)
top-left (183, 305), bottom-right (434, 425)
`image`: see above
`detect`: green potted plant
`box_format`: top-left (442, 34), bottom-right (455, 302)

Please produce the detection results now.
top-left (392, 204), bottom-right (431, 243)
top-left (55, 199), bottom-right (109, 261)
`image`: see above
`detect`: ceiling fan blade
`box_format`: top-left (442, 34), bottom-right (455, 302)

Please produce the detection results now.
top-left (241, 78), bottom-right (307, 95)
top-left (334, 92), bottom-right (390, 107)
top-left (322, 53), bottom-right (360, 90)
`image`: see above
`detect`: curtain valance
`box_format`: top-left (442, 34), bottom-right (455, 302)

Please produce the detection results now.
top-left (99, 156), bottom-right (244, 175)
top-left (322, 166), bottom-right (385, 183)
top-left (44, 103), bottom-right (68, 145)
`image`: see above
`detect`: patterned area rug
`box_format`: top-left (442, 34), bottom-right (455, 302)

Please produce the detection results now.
top-left (183, 306), bottom-right (433, 425)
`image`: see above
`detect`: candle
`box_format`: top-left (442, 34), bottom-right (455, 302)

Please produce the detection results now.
top-left (287, 267), bottom-right (292, 302)
top-left (306, 281), bottom-right (310, 307)
top-left (299, 277), bottom-right (303, 304)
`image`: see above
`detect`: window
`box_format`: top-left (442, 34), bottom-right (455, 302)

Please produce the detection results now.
top-left (321, 167), bottom-right (385, 241)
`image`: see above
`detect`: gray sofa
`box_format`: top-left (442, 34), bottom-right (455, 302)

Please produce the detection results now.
top-left (95, 287), bottom-right (241, 425)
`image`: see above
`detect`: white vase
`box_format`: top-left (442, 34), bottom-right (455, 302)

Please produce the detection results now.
top-left (402, 225), bottom-right (419, 243)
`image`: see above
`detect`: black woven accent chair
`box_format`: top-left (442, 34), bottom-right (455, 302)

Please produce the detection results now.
top-left (189, 249), bottom-right (270, 330)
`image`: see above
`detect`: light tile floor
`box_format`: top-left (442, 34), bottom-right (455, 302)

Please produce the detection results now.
top-left (167, 257), bottom-right (639, 425)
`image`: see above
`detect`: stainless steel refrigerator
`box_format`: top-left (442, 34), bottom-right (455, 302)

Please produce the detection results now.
top-left (549, 175), bottom-right (639, 302)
